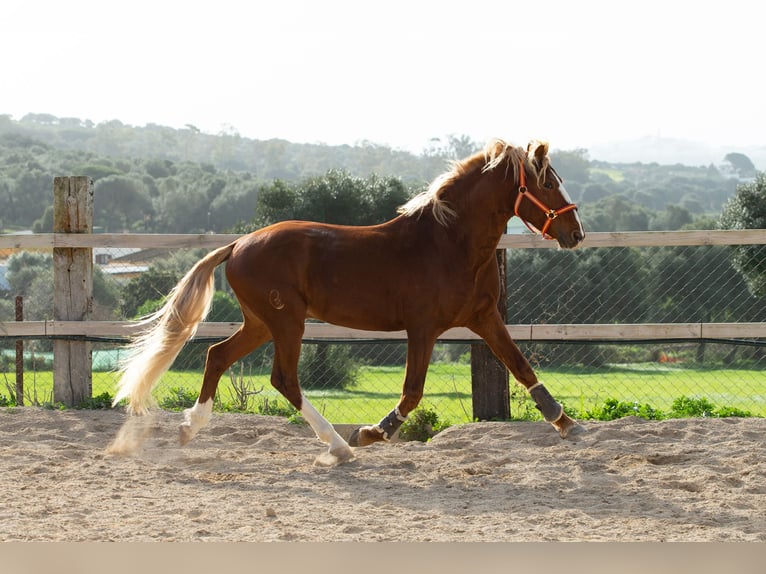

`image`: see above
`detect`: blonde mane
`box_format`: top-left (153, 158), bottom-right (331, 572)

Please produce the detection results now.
top-left (397, 139), bottom-right (549, 226)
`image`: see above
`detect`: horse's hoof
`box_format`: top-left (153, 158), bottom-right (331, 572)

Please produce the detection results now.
top-left (348, 425), bottom-right (385, 447)
top-left (560, 422), bottom-right (587, 439)
top-left (314, 445), bottom-right (355, 467)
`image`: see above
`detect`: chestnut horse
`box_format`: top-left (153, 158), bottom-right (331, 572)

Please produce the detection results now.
top-left (113, 139), bottom-right (585, 465)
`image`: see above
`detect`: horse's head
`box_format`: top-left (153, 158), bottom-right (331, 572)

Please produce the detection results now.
top-left (514, 141), bottom-right (585, 249)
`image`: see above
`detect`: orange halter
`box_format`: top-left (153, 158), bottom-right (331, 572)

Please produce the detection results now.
top-left (514, 159), bottom-right (578, 239)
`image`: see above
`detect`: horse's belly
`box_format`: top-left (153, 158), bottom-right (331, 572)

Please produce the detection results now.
top-left (307, 298), bottom-right (405, 332)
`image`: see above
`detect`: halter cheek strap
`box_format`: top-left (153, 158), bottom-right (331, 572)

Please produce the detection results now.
top-left (515, 159), bottom-right (578, 239)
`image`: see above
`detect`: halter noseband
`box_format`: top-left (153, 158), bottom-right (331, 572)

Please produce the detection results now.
top-left (514, 159), bottom-right (578, 239)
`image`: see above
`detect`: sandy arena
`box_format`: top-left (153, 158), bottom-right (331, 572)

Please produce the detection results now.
top-left (0, 408), bottom-right (763, 542)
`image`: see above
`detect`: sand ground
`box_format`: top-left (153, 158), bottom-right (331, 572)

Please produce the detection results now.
top-left (0, 408), bottom-right (763, 541)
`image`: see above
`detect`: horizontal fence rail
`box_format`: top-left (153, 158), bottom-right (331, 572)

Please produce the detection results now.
top-left (3, 229), bottom-right (766, 250)
top-left (1, 320), bottom-right (766, 341)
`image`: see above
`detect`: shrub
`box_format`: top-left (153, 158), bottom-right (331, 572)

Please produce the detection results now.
top-left (255, 397), bottom-right (295, 417)
top-left (159, 386), bottom-right (198, 410)
top-left (714, 405), bottom-right (752, 418)
top-left (587, 398), bottom-right (664, 421)
top-left (298, 343), bottom-right (358, 390)
top-left (669, 396), bottom-right (753, 418)
top-left (77, 391), bottom-right (113, 409)
top-left (581, 395), bottom-right (754, 421)
top-left (399, 407), bottom-right (451, 442)
top-left (669, 396), bottom-right (716, 418)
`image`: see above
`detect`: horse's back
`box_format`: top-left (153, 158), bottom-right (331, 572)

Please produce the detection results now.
top-left (230, 220), bottom-right (395, 273)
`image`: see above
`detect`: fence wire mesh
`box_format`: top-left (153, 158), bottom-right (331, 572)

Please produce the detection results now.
top-left (1, 240), bottom-right (765, 422)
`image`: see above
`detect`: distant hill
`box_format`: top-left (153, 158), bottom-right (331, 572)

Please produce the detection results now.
top-left (589, 136), bottom-right (766, 170)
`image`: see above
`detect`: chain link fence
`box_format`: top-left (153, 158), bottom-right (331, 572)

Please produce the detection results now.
top-left (1, 238), bottom-right (765, 423)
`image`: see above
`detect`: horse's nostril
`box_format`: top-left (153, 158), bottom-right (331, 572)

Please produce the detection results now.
top-left (572, 230), bottom-right (584, 244)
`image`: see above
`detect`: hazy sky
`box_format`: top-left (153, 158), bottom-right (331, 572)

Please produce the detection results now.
top-left (4, 0), bottom-right (763, 153)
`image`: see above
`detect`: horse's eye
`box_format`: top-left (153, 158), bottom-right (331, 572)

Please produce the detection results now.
top-left (543, 182), bottom-right (554, 190)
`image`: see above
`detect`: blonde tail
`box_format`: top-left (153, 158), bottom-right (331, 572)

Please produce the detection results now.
top-left (113, 243), bottom-right (236, 414)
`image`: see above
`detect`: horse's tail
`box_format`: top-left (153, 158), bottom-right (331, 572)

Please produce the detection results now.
top-left (113, 242), bottom-right (236, 414)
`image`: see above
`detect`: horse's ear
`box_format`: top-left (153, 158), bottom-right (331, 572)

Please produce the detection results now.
top-left (527, 140), bottom-right (549, 168)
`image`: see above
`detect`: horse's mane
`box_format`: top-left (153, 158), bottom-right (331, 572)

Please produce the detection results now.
top-left (397, 138), bottom-right (550, 226)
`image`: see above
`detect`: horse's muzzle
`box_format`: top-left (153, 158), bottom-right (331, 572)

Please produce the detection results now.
top-left (558, 229), bottom-right (585, 249)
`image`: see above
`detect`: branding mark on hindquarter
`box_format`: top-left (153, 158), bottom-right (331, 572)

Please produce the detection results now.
top-left (269, 289), bottom-right (285, 310)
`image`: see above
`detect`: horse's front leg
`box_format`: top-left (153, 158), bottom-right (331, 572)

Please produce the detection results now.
top-left (471, 312), bottom-right (585, 438)
top-left (349, 333), bottom-right (436, 447)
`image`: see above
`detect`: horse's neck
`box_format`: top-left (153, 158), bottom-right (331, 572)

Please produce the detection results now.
top-left (460, 215), bottom-right (510, 265)
top-left (448, 178), bottom-right (514, 262)
top-left (419, 207), bottom-right (510, 271)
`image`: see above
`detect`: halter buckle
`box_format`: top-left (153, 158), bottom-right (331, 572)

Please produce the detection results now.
top-left (545, 209), bottom-right (557, 220)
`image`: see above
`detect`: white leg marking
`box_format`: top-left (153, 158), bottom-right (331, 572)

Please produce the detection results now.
top-left (179, 398), bottom-right (213, 444)
top-left (300, 395), bottom-right (354, 464)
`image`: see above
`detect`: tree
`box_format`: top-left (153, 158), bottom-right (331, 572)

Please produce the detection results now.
top-left (251, 170), bottom-right (410, 229)
top-left (423, 134), bottom-right (481, 159)
top-left (155, 180), bottom-right (210, 233)
top-left (11, 170), bottom-right (50, 224)
top-left (95, 175), bottom-right (152, 232)
top-left (4, 252), bottom-right (120, 321)
top-left (90, 267), bottom-right (121, 320)
top-left (580, 195), bottom-right (651, 232)
top-left (209, 183), bottom-right (260, 232)
top-left (646, 245), bottom-right (755, 323)
top-left (444, 134), bottom-right (481, 159)
top-left (550, 148), bottom-right (591, 184)
top-left (300, 170), bottom-right (367, 225)
top-left (719, 172), bottom-right (766, 297)
top-left (723, 152), bottom-right (756, 179)
top-left (649, 205), bottom-right (693, 231)
top-left (32, 205), bottom-right (54, 232)
top-left (6, 252), bottom-right (50, 298)
top-left (5, 252), bottom-right (53, 320)
top-left (361, 174), bottom-right (411, 224)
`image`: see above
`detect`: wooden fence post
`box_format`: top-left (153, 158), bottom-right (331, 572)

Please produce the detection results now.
top-left (470, 249), bottom-right (510, 420)
top-left (53, 176), bottom-right (94, 406)
top-left (15, 296), bottom-right (24, 406)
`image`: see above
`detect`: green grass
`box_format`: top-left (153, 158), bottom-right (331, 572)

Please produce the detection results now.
top-left (5, 362), bottom-right (765, 421)
top-left (541, 364), bottom-right (766, 418)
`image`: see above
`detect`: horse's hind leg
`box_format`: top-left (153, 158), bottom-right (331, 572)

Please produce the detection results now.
top-left (270, 323), bottom-right (354, 466)
top-left (471, 313), bottom-right (585, 438)
top-left (180, 319), bottom-right (271, 445)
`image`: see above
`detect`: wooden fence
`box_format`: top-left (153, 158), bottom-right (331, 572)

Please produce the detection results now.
top-left (1, 177), bottom-right (766, 412)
